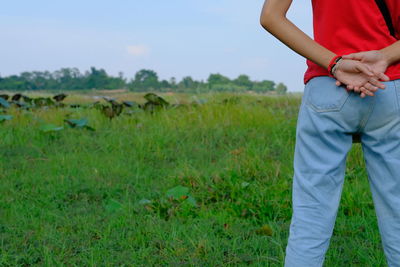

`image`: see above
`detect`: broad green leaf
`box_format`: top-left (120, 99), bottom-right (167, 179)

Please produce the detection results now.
top-left (22, 95), bottom-right (33, 104)
top-left (11, 93), bottom-right (22, 101)
top-left (241, 182), bottom-right (250, 188)
top-left (104, 199), bottom-right (123, 213)
top-left (34, 97), bottom-right (54, 107)
top-left (138, 199), bottom-right (152, 205)
top-left (123, 101), bottom-right (139, 108)
top-left (166, 185), bottom-right (190, 200)
top-left (0, 98), bottom-right (10, 108)
top-left (64, 118), bottom-right (95, 130)
top-left (186, 196), bottom-right (197, 207)
top-left (100, 104), bottom-right (123, 119)
top-left (166, 186), bottom-right (197, 207)
top-left (40, 124), bottom-right (64, 133)
top-left (0, 115), bottom-right (12, 122)
top-left (65, 118), bottom-right (88, 128)
top-left (144, 93), bottom-right (169, 107)
top-left (53, 93), bottom-right (67, 102)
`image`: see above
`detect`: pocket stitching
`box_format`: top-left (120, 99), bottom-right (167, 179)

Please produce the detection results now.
top-left (306, 92), bottom-right (349, 112)
top-left (305, 80), bottom-right (350, 113)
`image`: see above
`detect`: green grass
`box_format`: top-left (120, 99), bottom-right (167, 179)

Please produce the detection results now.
top-left (0, 92), bottom-right (387, 266)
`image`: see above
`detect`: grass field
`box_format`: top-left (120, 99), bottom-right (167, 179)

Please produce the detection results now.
top-left (0, 91), bottom-right (387, 266)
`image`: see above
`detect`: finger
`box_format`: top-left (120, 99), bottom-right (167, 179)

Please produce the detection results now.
top-left (359, 87), bottom-right (372, 98)
top-left (336, 80), bottom-right (341, 86)
top-left (363, 82), bottom-right (378, 93)
top-left (361, 88), bottom-right (374, 97)
top-left (370, 71), bottom-right (389, 86)
top-left (356, 63), bottom-right (374, 77)
top-left (342, 52), bottom-right (364, 61)
top-left (368, 77), bottom-right (385, 90)
top-left (354, 86), bottom-right (361, 93)
top-left (347, 85), bottom-right (354, 90)
top-left (378, 72), bottom-right (390, 83)
top-left (362, 82), bottom-right (378, 96)
top-left (342, 53), bottom-right (356, 59)
top-left (359, 87), bottom-right (368, 98)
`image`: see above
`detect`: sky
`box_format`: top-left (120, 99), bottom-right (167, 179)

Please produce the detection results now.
top-left (1, 0), bottom-right (313, 92)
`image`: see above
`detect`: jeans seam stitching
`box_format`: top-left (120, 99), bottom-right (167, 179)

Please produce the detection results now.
top-left (358, 96), bottom-right (376, 131)
top-left (394, 80), bottom-right (400, 112)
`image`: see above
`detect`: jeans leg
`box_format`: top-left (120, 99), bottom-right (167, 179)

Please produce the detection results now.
top-left (285, 78), bottom-right (354, 266)
top-left (361, 80), bottom-right (400, 267)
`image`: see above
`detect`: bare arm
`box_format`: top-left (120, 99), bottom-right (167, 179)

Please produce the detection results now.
top-left (260, 0), bottom-right (387, 96)
top-left (260, 0), bottom-right (337, 69)
top-left (381, 41), bottom-right (400, 65)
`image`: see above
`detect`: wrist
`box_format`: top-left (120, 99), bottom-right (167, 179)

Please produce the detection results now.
top-left (380, 48), bottom-right (395, 66)
top-left (328, 55), bottom-right (343, 77)
top-left (331, 58), bottom-right (343, 77)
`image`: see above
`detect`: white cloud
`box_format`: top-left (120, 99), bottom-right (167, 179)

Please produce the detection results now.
top-left (127, 45), bottom-right (150, 56)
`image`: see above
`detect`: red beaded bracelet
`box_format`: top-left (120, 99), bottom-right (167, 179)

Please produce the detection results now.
top-left (328, 55), bottom-right (343, 77)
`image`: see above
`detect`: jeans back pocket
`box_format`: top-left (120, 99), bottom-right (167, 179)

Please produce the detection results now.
top-left (305, 76), bottom-right (350, 113)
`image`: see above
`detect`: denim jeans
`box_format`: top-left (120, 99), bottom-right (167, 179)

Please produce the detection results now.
top-left (284, 76), bottom-right (400, 266)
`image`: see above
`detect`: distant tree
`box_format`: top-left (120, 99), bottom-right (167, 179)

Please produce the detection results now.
top-left (253, 80), bottom-right (275, 93)
top-left (198, 79), bottom-right (206, 88)
top-left (207, 73), bottom-right (231, 88)
top-left (276, 83), bottom-right (288, 95)
top-left (160, 80), bottom-right (171, 88)
top-left (0, 67), bottom-right (284, 94)
top-left (169, 77), bottom-right (177, 89)
top-left (84, 67), bottom-right (111, 90)
top-left (0, 75), bottom-right (28, 90)
top-left (29, 71), bottom-right (50, 90)
top-left (110, 72), bottom-right (126, 89)
top-left (19, 72), bottom-right (35, 90)
top-left (233, 74), bottom-right (252, 89)
top-left (54, 68), bottom-right (83, 90)
top-left (178, 76), bottom-right (195, 89)
top-left (130, 69), bottom-right (159, 91)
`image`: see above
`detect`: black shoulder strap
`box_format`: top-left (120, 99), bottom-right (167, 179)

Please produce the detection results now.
top-left (375, 0), bottom-right (396, 38)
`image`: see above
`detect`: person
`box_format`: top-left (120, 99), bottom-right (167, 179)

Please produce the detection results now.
top-left (260, 0), bottom-right (400, 266)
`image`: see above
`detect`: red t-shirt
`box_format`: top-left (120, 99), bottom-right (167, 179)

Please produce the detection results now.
top-left (304, 0), bottom-right (400, 84)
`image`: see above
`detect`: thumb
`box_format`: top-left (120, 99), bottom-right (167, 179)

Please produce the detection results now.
top-left (356, 63), bottom-right (374, 76)
top-left (342, 52), bottom-right (365, 61)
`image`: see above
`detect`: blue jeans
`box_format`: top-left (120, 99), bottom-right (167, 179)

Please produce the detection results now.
top-left (285, 76), bottom-right (400, 266)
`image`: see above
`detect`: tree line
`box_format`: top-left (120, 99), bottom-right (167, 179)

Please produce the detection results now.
top-left (0, 67), bottom-right (287, 94)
